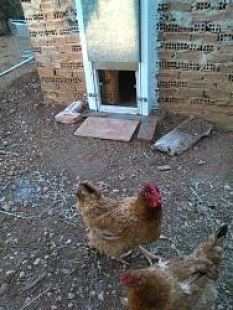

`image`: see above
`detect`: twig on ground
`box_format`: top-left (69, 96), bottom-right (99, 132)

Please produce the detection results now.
top-left (22, 273), bottom-right (46, 292)
top-left (188, 185), bottom-right (203, 204)
top-left (0, 150), bottom-right (19, 156)
top-left (0, 200), bottom-right (62, 220)
top-left (19, 287), bottom-right (55, 310)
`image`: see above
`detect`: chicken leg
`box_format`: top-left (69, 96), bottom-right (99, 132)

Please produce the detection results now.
top-left (117, 250), bottom-right (132, 265)
top-left (139, 245), bottom-right (161, 265)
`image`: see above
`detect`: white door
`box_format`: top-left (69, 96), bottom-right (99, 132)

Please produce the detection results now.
top-left (76, 0), bottom-right (150, 115)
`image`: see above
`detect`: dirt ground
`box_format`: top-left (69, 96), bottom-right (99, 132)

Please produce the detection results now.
top-left (0, 69), bottom-right (232, 310)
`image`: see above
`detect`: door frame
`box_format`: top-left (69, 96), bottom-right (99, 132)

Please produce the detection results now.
top-left (76, 0), bottom-right (150, 115)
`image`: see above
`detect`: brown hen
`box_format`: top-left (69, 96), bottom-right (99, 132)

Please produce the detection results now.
top-left (75, 181), bottom-right (162, 261)
top-left (121, 224), bottom-right (228, 310)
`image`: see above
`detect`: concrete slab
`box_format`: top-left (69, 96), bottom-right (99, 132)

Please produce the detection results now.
top-left (74, 117), bottom-right (140, 142)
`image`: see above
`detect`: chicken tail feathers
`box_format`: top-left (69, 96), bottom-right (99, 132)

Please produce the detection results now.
top-left (76, 181), bottom-right (101, 200)
top-left (216, 224), bottom-right (228, 240)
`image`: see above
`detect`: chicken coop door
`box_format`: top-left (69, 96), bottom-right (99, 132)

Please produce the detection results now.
top-left (76, 0), bottom-right (151, 115)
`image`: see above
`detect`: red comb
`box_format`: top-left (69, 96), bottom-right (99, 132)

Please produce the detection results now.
top-left (145, 183), bottom-right (160, 193)
top-left (120, 270), bottom-right (133, 286)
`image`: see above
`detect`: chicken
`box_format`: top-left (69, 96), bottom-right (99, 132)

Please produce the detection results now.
top-left (75, 181), bottom-right (162, 261)
top-left (121, 224), bottom-right (228, 310)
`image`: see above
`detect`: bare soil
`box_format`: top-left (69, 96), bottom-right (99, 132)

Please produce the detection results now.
top-left (0, 69), bottom-right (232, 310)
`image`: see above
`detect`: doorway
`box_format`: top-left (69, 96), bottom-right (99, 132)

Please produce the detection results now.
top-left (98, 70), bottom-right (137, 107)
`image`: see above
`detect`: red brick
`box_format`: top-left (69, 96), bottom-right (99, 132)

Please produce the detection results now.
top-left (169, 1), bottom-right (191, 11)
top-left (176, 88), bottom-right (204, 97)
top-left (46, 20), bottom-right (64, 29)
top-left (189, 81), bottom-right (216, 89)
top-left (72, 67), bottom-right (85, 75)
top-left (37, 67), bottom-right (55, 77)
top-left (55, 69), bottom-right (73, 78)
top-left (158, 70), bottom-right (180, 79)
top-left (50, 36), bottom-right (67, 46)
top-left (66, 34), bottom-right (80, 43)
top-left (203, 89), bottom-right (230, 98)
top-left (159, 32), bottom-right (191, 41)
top-left (217, 43), bottom-right (233, 53)
top-left (191, 33), bottom-right (218, 42)
top-left (179, 72), bottom-right (204, 80)
top-left (57, 45), bottom-right (74, 53)
top-left (159, 88), bottom-right (177, 97)
top-left (35, 55), bottom-right (52, 63)
top-left (192, 11), bottom-right (233, 23)
top-left (174, 51), bottom-right (200, 61)
top-left (202, 73), bottom-right (229, 82)
top-left (218, 64), bottom-right (233, 73)
top-left (192, 14), bottom-right (213, 23)
top-left (158, 51), bottom-right (175, 60)
top-left (27, 20), bottom-right (46, 31)
top-left (40, 3), bottom-right (60, 10)
top-left (208, 53), bottom-right (233, 63)
top-left (217, 83), bottom-right (233, 92)
top-left (54, 52), bottom-right (82, 62)
top-left (41, 45), bottom-right (57, 53)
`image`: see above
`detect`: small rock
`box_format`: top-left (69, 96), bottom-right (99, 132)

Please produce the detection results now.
top-left (121, 297), bottom-right (128, 306)
top-left (90, 290), bottom-right (96, 297)
top-left (6, 270), bottom-right (14, 276)
top-left (62, 268), bottom-right (70, 275)
top-left (68, 303), bottom-right (73, 308)
top-left (19, 271), bottom-right (26, 278)
top-left (98, 291), bottom-right (104, 301)
top-left (57, 296), bottom-right (62, 302)
top-left (1, 204), bottom-right (11, 212)
top-left (119, 175), bottom-right (126, 181)
top-left (0, 283), bottom-right (8, 295)
top-left (0, 196), bottom-right (6, 203)
top-left (23, 201), bottom-right (29, 207)
top-left (157, 165), bottom-right (171, 171)
top-left (197, 205), bottom-right (209, 213)
top-left (42, 186), bottom-right (49, 193)
top-left (197, 160), bottom-right (206, 165)
top-left (47, 209), bottom-right (53, 216)
top-left (112, 189), bottom-right (119, 193)
top-left (51, 306), bottom-right (57, 310)
top-left (9, 109), bottom-right (16, 114)
top-left (65, 239), bottom-right (72, 245)
top-left (34, 258), bottom-right (41, 265)
top-left (24, 297), bottom-right (31, 305)
top-left (68, 292), bottom-right (75, 300)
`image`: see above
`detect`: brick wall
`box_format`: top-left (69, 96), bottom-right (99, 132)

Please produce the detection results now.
top-left (157, 0), bottom-right (233, 129)
top-left (21, 0), bottom-right (86, 106)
